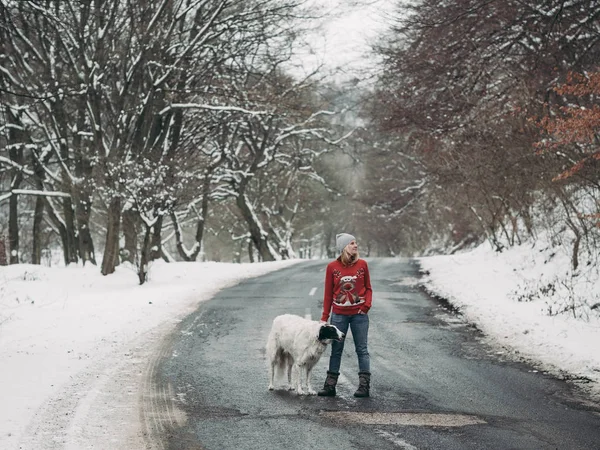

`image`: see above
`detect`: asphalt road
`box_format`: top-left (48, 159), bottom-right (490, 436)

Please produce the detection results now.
top-left (145, 258), bottom-right (600, 450)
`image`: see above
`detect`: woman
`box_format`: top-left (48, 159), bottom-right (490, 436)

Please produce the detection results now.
top-left (318, 232), bottom-right (372, 397)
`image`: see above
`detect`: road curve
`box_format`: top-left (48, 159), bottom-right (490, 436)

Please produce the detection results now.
top-left (144, 258), bottom-right (600, 450)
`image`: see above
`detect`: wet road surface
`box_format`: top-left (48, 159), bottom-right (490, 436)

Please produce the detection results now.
top-left (145, 258), bottom-right (600, 449)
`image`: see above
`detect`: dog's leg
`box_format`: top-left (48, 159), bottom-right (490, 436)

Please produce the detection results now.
top-left (295, 363), bottom-right (305, 395)
top-left (266, 336), bottom-right (276, 391)
top-left (268, 359), bottom-right (276, 391)
top-left (287, 357), bottom-right (294, 390)
top-left (306, 364), bottom-right (317, 395)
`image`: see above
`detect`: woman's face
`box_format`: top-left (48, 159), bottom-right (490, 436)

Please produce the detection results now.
top-left (345, 240), bottom-right (358, 255)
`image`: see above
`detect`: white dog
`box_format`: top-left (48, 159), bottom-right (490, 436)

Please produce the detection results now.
top-left (266, 314), bottom-right (345, 395)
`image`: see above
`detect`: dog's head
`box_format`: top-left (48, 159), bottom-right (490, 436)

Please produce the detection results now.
top-left (318, 324), bottom-right (345, 343)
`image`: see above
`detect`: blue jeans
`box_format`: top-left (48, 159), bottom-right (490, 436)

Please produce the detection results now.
top-left (329, 312), bottom-right (370, 373)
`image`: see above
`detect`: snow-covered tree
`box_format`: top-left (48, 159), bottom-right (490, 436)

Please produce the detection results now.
top-left (372, 0), bottom-right (600, 253)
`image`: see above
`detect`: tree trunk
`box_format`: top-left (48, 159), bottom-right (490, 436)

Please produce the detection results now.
top-left (31, 143), bottom-right (52, 265)
top-left (572, 232), bottom-right (581, 272)
top-left (236, 193), bottom-right (277, 262)
top-left (172, 174), bottom-right (210, 262)
top-left (8, 191), bottom-right (20, 264)
top-left (122, 208), bottom-right (138, 264)
top-left (77, 217), bottom-right (96, 265)
top-left (138, 224), bottom-right (152, 285)
top-left (73, 106), bottom-right (96, 265)
top-left (32, 196), bottom-right (44, 265)
top-left (149, 215), bottom-right (163, 262)
top-left (0, 238), bottom-right (7, 266)
top-left (172, 211), bottom-right (200, 262)
top-left (61, 197), bottom-right (79, 265)
top-left (48, 95), bottom-right (79, 265)
top-left (247, 239), bottom-right (255, 263)
top-left (43, 197), bottom-right (71, 265)
top-left (101, 197), bottom-right (121, 275)
top-left (74, 186), bottom-right (96, 265)
top-left (7, 106), bottom-right (25, 265)
top-left (44, 186), bottom-right (78, 266)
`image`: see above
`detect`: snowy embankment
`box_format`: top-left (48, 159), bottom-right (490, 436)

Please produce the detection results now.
top-left (3, 244), bottom-right (599, 449)
top-left (0, 259), bottom-right (300, 450)
top-left (418, 242), bottom-right (600, 400)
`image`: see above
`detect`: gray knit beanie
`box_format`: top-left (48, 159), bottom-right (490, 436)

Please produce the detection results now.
top-left (336, 233), bottom-right (356, 254)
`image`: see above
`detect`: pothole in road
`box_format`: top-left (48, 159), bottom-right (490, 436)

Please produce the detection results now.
top-left (320, 411), bottom-right (486, 427)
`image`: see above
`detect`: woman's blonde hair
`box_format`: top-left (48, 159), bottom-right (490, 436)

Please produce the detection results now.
top-left (339, 247), bottom-right (359, 267)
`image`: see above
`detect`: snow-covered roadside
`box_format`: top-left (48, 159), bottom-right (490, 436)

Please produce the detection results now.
top-left (4, 242), bottom-right (599, 449)
top-left (417, 243), bottom-right (600, 401)
top-left (0, 259), bottom-right (300, 450)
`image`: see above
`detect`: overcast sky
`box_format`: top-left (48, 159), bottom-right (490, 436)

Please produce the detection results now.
top-left (289, 0), bottom-right (397, 82)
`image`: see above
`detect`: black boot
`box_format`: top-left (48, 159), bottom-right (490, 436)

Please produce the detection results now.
top-left (354, 372), bottom-right (370, 398)
top-left (317, 371), bottom-right (339, 397)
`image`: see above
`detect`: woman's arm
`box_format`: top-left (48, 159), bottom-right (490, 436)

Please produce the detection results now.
top-left (361, 262), bottom-right (373, 313)
top-left (320, 264), bottom-right (334, 322)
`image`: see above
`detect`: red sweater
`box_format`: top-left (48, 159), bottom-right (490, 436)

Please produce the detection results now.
top-left (321, 258), bottom-right (373, 322)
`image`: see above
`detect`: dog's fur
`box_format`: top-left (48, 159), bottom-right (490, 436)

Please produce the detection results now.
top-left (266, 314), bottom-right (344, 395)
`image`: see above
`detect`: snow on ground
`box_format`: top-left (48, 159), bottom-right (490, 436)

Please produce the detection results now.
top-left (2, 239), bottom-right (600, 449)
top-left (0, 259), bottom-right (300, 450)
top-left (418, 240), bottom-right (600, 401)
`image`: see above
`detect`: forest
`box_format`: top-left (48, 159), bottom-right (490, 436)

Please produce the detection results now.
top-left (1, 0), bottom-right (598, 284)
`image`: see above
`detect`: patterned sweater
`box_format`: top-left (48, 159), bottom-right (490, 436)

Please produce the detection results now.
top-left (321, 258), bottom-right (373, 322)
